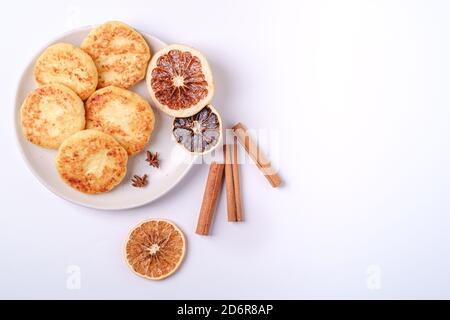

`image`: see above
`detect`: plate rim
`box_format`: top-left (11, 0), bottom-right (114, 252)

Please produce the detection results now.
top-left (13, 25), bottom-right (196, 211)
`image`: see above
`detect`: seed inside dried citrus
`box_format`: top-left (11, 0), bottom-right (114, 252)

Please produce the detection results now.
top-left (125, 219), bottom-right (186, 280)
top-left (172, 105), bottom-right (222, 155)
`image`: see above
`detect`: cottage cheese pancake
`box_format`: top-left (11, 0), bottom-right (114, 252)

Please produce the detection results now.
top-left (34, 43), bottom-right (98, 100)
top-left (20, 84), bottom-right (85, 149)
top-left (85, 86), bottom-right (155, 156)
top-left (81, 21), bottom-right (150, 89)
top-left (56, 130), bottom-right (128, 194)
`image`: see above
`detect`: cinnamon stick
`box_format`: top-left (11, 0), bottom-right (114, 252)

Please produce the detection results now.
top-left (232, 122), bottom-right (282, 188)
top-left (232, 137), bottom-right (244, 221)
top-left (196, 162), bottom-right (225, 236)
top-left (223, 144), bottom-right (237, 222)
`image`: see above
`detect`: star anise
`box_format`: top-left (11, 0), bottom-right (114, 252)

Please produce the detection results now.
top-left (145, 151), bottom-right (160, 168)
top-left (131, 174), bottom-right (148, 188)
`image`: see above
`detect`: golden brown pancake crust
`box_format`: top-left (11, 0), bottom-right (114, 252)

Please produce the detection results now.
top-left (56, 130), bottom-right (128, 194)
top-left (20, 84), bottom-right (85, 149)
top-left (81, 21), bottom-right (150, 89)
top-left (34, 43), bottom-right (98, 100)
top-left (85, 86), bottom-right (155, 156)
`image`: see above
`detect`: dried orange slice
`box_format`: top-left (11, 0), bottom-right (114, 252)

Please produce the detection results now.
top-left (125, 219), bottom-right (186, 280)
top-left (147, 44), bottom-right (214, 117)
top-left (172, 105), bottom-right (222, 155)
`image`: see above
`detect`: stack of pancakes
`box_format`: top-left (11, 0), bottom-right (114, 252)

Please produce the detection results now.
top-left (20, 21), bottom-right (155, 194)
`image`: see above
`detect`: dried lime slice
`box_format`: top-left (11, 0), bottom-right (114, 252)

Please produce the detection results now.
top-left (172, 105), bottom-right (222, 155)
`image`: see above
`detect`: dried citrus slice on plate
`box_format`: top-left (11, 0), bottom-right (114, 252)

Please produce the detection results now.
top-left (172, 105), bottom-right (222, 155)
top-left (147, 44), bottom-right (214, 117)
top-left (125, 219), bottom-right (186, 280)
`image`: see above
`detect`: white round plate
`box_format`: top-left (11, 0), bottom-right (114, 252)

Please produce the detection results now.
top-left (14, 26), bottom-right (196, 210)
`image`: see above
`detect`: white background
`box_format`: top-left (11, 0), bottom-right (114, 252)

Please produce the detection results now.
top-left (1, 0), bottom-right (450, 299)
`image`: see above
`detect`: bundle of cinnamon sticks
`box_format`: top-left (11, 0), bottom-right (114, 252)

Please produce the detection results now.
top-left (196, 122), bottom-right (282, 236)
